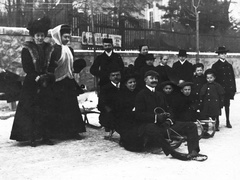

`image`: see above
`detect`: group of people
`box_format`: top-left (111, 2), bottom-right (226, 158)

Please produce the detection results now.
top-left (6, 16), bottom-right (236, 162)
top-left (10, 17), bottom-right (86, 147)
top-left (90, 39), bottom-right (236, 161)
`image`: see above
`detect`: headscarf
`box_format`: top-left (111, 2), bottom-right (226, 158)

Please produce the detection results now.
top-left (51, 24), bottom-right (74, 81)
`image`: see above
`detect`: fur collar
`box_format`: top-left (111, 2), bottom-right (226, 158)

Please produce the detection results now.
top-left (23, 41), bottom-right (54, 73)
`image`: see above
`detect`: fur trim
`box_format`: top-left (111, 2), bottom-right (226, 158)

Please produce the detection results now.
top-left (23, 42), bottom-right (54, 73)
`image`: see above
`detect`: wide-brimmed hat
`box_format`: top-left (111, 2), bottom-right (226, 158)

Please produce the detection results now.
top-left (215, 46), bottom-right (229, 54)
top-left (27, 16), bottom-right (51, 36)
top-left (178, 81), bottom-right (193, 88)
top-left (145, 54), bottom-right (155, 61)
top-left (160, 81), bottom-right (175, 88)
top-left (122, 64), bottom-right (139, 83)
top-left (178, 49), bottom-right (188, 57)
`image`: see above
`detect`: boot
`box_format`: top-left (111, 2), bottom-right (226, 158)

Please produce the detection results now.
top-left (225, 107), bottom-right (232, 128)
top-left (215, 117), bottom-right (220, 131)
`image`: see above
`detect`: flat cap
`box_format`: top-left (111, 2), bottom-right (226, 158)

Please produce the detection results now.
top-left (144, 70), bottom-right (159, 78)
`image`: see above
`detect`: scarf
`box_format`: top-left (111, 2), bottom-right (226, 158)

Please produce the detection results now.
top-left (51, 25), bottom-right (74, 81)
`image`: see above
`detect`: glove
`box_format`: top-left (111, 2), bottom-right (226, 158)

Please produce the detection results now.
top-left (156, 112), bottom-right (170, 124)
top-left (37, 73), bottom-right (55, 88)
top-left (159, 118), bottom-right (174, 129)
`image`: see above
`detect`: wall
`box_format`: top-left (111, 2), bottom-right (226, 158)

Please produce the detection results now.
top-left (75, 50), bottom-right (240, 90)
top-left (1, 27), bottom-right (240, 91)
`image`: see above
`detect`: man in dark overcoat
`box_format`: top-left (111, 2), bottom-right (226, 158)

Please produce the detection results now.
top-left (97, 64), bottom-right (122, 138)
top-left (172, 49), bottom-right (194, 83)
top-left (135, 71), bottom-right (207, 161)
top-left (90, 38), bottom-right (124, 89)
top-left (211, 46), bottom-right (236, 128)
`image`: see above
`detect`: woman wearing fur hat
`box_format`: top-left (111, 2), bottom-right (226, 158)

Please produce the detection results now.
top-left (50, 24), bottom-right (86, 139)
top-left (10, 17), bottom-right (56, 147)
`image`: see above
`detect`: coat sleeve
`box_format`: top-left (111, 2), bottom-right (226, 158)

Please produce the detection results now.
top-left (90, 55), bottom-right (101, 77)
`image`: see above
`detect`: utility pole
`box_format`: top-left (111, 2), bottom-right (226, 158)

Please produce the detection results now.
top-left (192, 0), bottom-right (201, 63)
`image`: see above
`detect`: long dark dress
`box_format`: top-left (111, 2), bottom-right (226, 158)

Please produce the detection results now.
top-left (10, 41), bottom-right (55, 141)
top-left (49, 44), bottom-right (86, 138)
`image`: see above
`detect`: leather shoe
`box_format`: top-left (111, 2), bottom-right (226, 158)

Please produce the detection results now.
top-left (74, 134), bottom-right (83, 140)
top-left (30, 140), bottom-right (37, 147)
top-left (42, 139), bottom-right (54, 145)
top-left (226, 123), bottom-right (232, 128)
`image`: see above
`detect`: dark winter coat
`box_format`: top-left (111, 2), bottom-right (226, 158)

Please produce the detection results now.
top-left (172, 60), bottom-right (194, 82)
top-left (135, 87), bottom-right (170, 124)
top-left (90, 51), bottom-right (124, 87)
top-left (49, 44), bottom-right (86, 137)
top-left (199, 82), bottom-right (225, 117)
top-left (98, 82), bottom-right (121, 129)
top-left (192, 74), bottom-right (207, 106)
top-left (134, 54), bottom-right (147, 73)
top-left (10, 41), bottom-right (55, 141)
top-left (211, 60), bottom-right (236, 99)
top-left (171, 92), bottom-right (199, 122)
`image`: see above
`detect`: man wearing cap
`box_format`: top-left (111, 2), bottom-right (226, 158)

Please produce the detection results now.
top-left (134, 71), bottom-right (207, 161)
top-left (172, 49), bottom-right (194, 83)
top-left (90, 38), bottom-right (124, 89)
top-left (212, 46), bottom-right (236, 128)
top-left (98, 64), bottom-right (122, 138)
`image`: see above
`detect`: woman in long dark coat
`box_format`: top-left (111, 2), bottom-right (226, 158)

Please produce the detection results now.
top-left (10, 17), bottom-right (56, 147)
top-left (50, 24), bottom-right (86, 139)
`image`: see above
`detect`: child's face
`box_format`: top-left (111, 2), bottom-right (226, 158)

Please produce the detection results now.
top-left (161, 56), bottom-right (169, 66)
top-left (163, 85), bottom-right (173, 95)
top-left (181, 85), bottom-right (191, 96)
top-left (146, 59), bottom-right (154, 66)
top-left (218, 53), bottom-right (226, 60)
top-left (195, 67), bottom-right (204, 76)
top-left (206, 74), bottom-right (215, 83)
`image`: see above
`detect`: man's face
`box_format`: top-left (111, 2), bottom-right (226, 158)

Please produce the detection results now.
top-left (179, 56), bottom-right (186, 62)
top-left (103, 43), bottom-right (113, 53)
top-left (195, 67), bottom-right (204, 76)
top-left (109, 71), bottom-right (121, 84)
top-left (163, 85), bottom-right (173, 95)
top-left (181, 85), bottom-right (191, 96)
top-left (145, 75), bottom-right (158, 88)
top-left (218, 53), bottom-right (226, 60)
top-left (161, 55), bottom-right (169, 66)
top-left (140, 46), bottom-right (148, 55)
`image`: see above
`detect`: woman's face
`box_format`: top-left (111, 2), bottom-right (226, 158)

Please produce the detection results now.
top-left (61, 33), bottom-right (71, 45)
top-left (140, 46), bottom-right (148, 55)
top-left (125, 78), bottom-right (136, 91)
top-left (33, 32), bottom-right (45, 44)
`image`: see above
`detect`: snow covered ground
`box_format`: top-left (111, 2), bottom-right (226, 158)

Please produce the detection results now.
top-left (1, 80), bottom-right (240, 180)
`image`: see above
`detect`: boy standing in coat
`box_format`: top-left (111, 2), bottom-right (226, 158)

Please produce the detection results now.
top-left (212, 46), bottom-right (236, 128)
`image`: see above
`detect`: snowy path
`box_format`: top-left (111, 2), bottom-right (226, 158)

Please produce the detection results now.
top-left (0, 82), bottom-right (240, 180)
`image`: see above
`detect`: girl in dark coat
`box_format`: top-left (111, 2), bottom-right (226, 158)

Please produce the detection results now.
top-left (50, 24), bottom-right (86, 139)
top-left (10, 17), bottom-right (56, 147)
top-left (200, 69), bottom-right (225, 131)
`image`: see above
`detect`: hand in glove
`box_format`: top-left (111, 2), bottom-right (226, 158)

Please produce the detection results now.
top-left (156, 112), bottom-right (170, 124)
